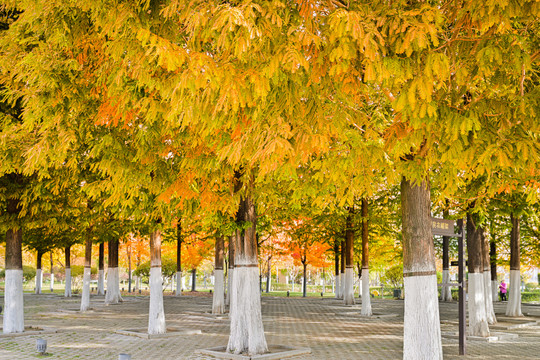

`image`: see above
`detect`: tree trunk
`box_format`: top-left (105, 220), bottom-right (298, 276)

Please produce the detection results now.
top-left (49, 252), bottom-right (54, 292)
top-left (128, 243), bottom-right (132, 293)
top-left (148, 229), bottom-right (166, 334)
top-left (3, 198), bottom-right (24, 333)
top-left (191, 268), bottom-right (197, 291)
top-left (339, 237), bottom-right (345, 299)
top-left (80, 237), bottom-right (92, 312)
top-left (213, 236), bottom-right (225, 314)
top-left (334, 241), bottom-right (340, 299)
top-left (441, 205), bottom-right (452, 301)
top-left (490, 234), bottom-right (499, 302)
top-left (343, 211), bottom-right (355, 305)
top-left (35, 250), bottom-right (43, 294)
top-left (302, 260), bottom-right (307, 297)
top-left (176, 222), bottom-right (182, 296)
top-left (226, 187), bottom-right (268, 355)
top-left (506, 213), bottom-right (522, 317)
top-left (105, 239), bottom-right (123, 304)
top-left (98, 242), bottom-right (105, 295)
top-left (361, 198), bottom-right (372, 315)
top-left (482, 229), bottom-right (496, 324)
top-left (226, 236), bottom-right (235, 306)
top-left (265, 257), bottom-right (271, 293)
top-left (401, 177), bottom-right (442, 360)
top-left (466, 212), bottom-right (489, 336)
top-left (65, 246), bottom-right (72, 297)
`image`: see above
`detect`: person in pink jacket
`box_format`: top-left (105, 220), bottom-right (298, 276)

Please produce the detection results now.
top-left (499, 280), bottom-right (507, 301)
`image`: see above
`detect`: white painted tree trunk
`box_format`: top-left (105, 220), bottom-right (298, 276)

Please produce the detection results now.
top-left (340, 272), bottom-right (345, 299)
top-left (213, 269), bottom-right (225, 314)
top-left (361, 268), bottom-right (372, 316)
top-left (343, 268), bottom-right (355, 305)
top-left (3, 269), bottom-right (24, 334)
top-left (98, 269), bottom-right (105, 295)
top-left (506, 270), bottom-right (522, 317)
top-left (335, 274), bottom-right (341, 299)
top-left (468, 273), bottom-right (490, 336)
top-left (105, 267), bottom-right (123, 304)
top-left (80, 267), bottom-right (91, 312)
top-left (148, 267), bottom-right (166, 334)
top-left (226, 269), bottom-right (234, 306)
top-left (483, 271), bottom-right (496, 324)
top-left (358, 274), bottom-right (362, 298)
top-left (403, 274), bottom-right (442, 360)
top-left (134, 275), bottom-right (139, 291)
top-left (64, 268), bottom-right (72, 297)
top-left (227, 266), bottom-right (267, 355)
top-left (441, 269), bottom-right (452, 301)
top-left (176, 271), bottom-right (182, 296)
top-left (50, 273), bottom-right (54, 292)
top-left (492, 280), bottom-right (499, 302)
top-left (35, 269), bottom-right (42, 294)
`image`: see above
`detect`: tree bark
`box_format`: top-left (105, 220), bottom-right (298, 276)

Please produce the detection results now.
top-left (3, 198), bottom-right (24, 334)
top-left (98, 242), bottom-right (105, 295)
top-left (148, 229), bottom-right (166, 334)
top-left (35, 250), bottom-right (43, 294)
top-left (482, 229), bottom-right (496, 324)
top-left (334, 241), bottom-right (340, 299)
top-left (401, 177), bottom-right (442, 360)
top-left (65, 246), bottom-right (72, 297)
top-left (506, 213), bottom-right (522, 316)
top-left (302, 259), bottom-right (307, 297)
top-left (441, 209), bottom-right (451, 301)
top-left (265, 256), bottom-right (271, 293)
top-left (80, 237), bottom-right (92, 312)
top-left (176, 221), bottom-right (182, 296)
top-left (343, 211), bottom-right (355, 305)
top-left (105, 239), bottom-right (123, 304)
top-left (213, 236), bottom-right (225, 314)
top-left (361, 198), bottom-right (372, 315)
top-left (226, 236), bottom-right (235, 306)
top-left (191, 268), bottom-right (197, 291)
top-left (490, 231), bottom-right (498, 302)
top-left (466, 212), bottom-right (490, 336)
top-left (227, 185), bottom-right (268, 355)
top-left (339, 236), bottom-right (345, 299)
top-left (49, 251), bottom-right (54, 292)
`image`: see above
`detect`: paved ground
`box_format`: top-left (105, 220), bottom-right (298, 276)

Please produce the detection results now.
top-left (1, 292), bottom-right (540, 359)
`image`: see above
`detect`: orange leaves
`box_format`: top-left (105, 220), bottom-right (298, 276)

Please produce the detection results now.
top-left (95, 99), bottom-right (138, 128)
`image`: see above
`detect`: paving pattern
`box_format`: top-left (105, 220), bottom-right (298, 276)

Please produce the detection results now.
top-left (1, 293), bottom-right (540, 359)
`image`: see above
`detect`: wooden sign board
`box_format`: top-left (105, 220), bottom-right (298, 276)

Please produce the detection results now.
top-left (431, 217), bottom-right (457, 237)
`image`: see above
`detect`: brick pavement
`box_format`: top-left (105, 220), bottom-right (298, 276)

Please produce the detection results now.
top-left (1, 293), bottom-right (540, 359)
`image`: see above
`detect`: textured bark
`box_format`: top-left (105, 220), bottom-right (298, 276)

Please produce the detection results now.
top-left (302, 260), bottom-right (307, 297)
top-left (226, 236), bottom-right (235, 306)
top-left (213, 236), bottom-right (225, 314)
top-left (340, 236), bottom-right (345, 298)
top-left (148, 229), bottom-right (166, 334)
top-left (466, 213), bottom-right (484, 274)
top-left (401, 177), bottom-right (442, 360)
top-left (227, 188), bottom-right (268, 355)
top-left (490, 238), bottom-right (499, 302)
top-left (506, 214), bottom-right (522, 317)
top-left (3, 199), bottom-right (24, 334)
top-left (105, 239), bottom-right (123, 305)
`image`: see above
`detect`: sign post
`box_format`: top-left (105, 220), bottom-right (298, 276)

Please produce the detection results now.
top-left (431, 217), bottom-right (466, 356)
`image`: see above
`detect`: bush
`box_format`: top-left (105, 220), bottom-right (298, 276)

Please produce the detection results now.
top-left (521, 291), bottom-right (540, 303)
top-left (133, 258), bottom-right (176, 282)
top-left (381, 264), bottom-right (403, 288)
top-left (0, 266), bottom-right (36, 281)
